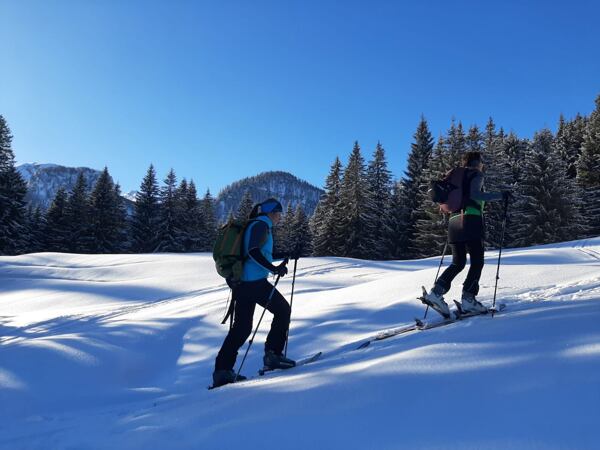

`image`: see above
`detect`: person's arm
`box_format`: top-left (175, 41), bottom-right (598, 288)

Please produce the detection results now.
top-left (246, 221), bottom-right (279, 273)
top-left (469, 172), bottom-right (503, 202)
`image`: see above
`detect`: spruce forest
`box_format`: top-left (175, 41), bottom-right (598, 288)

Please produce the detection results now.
top-left (1, 94), bottom-right (599, 259)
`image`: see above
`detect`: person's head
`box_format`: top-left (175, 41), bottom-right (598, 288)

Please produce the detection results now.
top-left (257, 198), bottom-right (283, 225)
top-left (462, 151), bottom-right (484, 171)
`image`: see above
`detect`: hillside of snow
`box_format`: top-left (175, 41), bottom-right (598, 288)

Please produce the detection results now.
top-left (1, 239), bottom-right (599, 449)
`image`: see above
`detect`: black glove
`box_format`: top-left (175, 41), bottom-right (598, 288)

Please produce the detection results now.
top-left (502, 190), bottom-right (514, 201)
top-left (274, 260), bottom-right (288, 277)
top-left (289, 250), bottom-right (302, 260)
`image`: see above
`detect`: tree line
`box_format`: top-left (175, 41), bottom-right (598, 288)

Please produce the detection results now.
top-left (1, 93), bottom-right (599, 258)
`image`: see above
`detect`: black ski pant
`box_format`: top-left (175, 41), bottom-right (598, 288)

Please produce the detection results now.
top-left (435, 239), bottom-right (485, 296)
top-left (215, 278), bottom-right (290, 371)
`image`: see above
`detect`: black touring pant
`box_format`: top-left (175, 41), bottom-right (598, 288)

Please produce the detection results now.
top-left (435, 239), bottom-right (485, 296)
top-left (215, 278), bottom-right (291, 371)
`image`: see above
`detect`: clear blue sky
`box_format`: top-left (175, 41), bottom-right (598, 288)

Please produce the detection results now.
top-left (1, 0), bottom-right (599, 195)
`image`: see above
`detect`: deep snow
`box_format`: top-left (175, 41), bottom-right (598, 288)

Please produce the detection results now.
top-left (1, 238), bottom-right (600, 449)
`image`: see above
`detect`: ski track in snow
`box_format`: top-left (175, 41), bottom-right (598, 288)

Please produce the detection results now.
top-left (1, 239), bottom-right (600, 449)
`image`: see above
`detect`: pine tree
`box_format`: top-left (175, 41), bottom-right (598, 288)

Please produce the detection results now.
top-left (131, 164), bottom-right (161, 253)
top-left (482, 124), bottom-right (515, 248)
top-left (174, 178), bottom-right (191, 251)
top-left (0, 115), bottom-right (28, 255)
top-left (65, 172), bottom-right (91, 253)
top-left (88, 167), bottom-right (123, 253)
top-left (511, 130), bottom-right (584, 247)
top-left (445, 120), bottom-right (466, 167)
top-left (184, 180), bottom-right (204, 252)
top-left (289, 204), bottom-right (312, 256)
top-left (398, 117), bottom-right (434, 258)
top-left (44, 187), bottom-right (70, 252)
top-left (366, 142), bottom-right (393, 259)
top-left (556, 113), bottom-right (587, 179)
top-left (156, 169), bottom-right (184, 252)
top-left (388, 181), bottom-right (408, 259)
top-left (236, 190), bottom-right (255, 221)
top-left (274, 202), bottom-right (294, 256)
top-left (201, 189), bottom-right (218, 251)
top-left (25, 206), bottom-right (46, 253)
top-left (576, 94), bottom-right (600, 235)
top-left (413, 136), bottom-right (449, 257)
top-left (311, 157), bottom-right (343, 256)
top-left (336, 142), bottom-right (375, 259)
top-left (466, 125), bottom-right (483, 153)
top-left (113, 183), bottom-right (129, 252)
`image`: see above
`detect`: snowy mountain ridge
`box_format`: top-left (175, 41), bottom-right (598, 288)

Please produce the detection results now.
top-left (16, 163), bottom-right (106, 210)
top-left (0, 237), bottom-right (599, 448)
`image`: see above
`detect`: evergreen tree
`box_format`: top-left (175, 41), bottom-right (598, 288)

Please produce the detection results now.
top-left (184, 180), bottom-right (204, 252)
top-left (88, 167), bottom-right (123, 253)
top-left (274, 202), bottom-right (294, 256)
top-left (388, 180), bottom-right (408, 259)
top-left (444, 120), bottom-right (466, 167)
top-left (236, 190), bottom-right (255, 220)
top-left (398, 117), bottom-right (434, 258)
top-left (201, 189), bottom-right (218, 251)
top-left (576, 95), bottom-right (600, 235)
top-left (156, 169), bottom-right (184, 252)
top-left (131, 164), bottom-right (161, 252)
top-left (0, 115), bottom-right (28, 255)
top-left (413, 136), bottom-right (449, 257)
top-left (65, 172), bottom-right (91, 253)
top-left (336, 142), bottom-right (375, 259)
top-left (174, 178), bottom-right (191, 251)
top-left (466, 124), bottom-right (483, 153)
top-left (25, 206), bottom-right (46, 253)
top-left (482, 124), bottom-right (515, 248)
top-left (311, 157), bottom-right (343, 256)
top-left (366, 142), bottom-right (393, 259)
top-left (289, 204), bottom-right (312, 256)
top-left (113, 183), bottom-right (129, 252)
top-left (511, 130), bottom-right (583, 247)
top-left (556, 113), bottom-right (587, 179)
top-left (44, 187), bottom-right (70, 252)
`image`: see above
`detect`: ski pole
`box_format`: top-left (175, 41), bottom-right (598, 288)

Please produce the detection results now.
top-left (284, 256), bottom-right (299, 357)
top-left (492, 198), bottom-right (509, 317)
top-left (424, 235), bottom-right (449, 319)
top-left (236, 274), bottom-right (282, 380)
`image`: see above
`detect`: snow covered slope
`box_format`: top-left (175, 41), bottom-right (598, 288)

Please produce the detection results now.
top-left (1, 239), bottom-right (599, 449)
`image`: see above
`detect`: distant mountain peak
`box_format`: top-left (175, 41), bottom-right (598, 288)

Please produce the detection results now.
top-left (17, 163), bottom-right (106, 210)
top-left (215, 171), bottom-right (323, 221)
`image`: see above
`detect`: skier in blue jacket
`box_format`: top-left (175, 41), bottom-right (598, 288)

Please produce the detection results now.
top-left (213, 198), bottom-right (295, 387)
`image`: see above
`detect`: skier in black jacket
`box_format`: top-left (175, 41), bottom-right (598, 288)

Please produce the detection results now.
top-left (424, 151), bottom-right (511, 317)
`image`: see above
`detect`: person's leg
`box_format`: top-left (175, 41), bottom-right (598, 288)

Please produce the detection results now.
top-left (462, 239), bottom-right (485, 296)
top-left (254, 280), bottom-right (290, 355)
top-left (214, 283), bottom-right (258, 371)
top-left (435, 242), bottom-right (467, 294)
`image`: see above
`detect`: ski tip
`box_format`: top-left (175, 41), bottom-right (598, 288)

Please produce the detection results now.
top-left (357, 341), bottom-right (371, 349)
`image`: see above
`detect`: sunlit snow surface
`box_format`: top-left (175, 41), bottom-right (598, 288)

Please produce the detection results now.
top-left (1, 238), bottom-right (599, 449)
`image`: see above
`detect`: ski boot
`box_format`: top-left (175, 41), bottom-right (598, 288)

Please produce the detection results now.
top-left (263, 350), bottom-right (296, 371)
top-left (212, 369), bottom-right (247, 388)
top-left (420, 285), bottom-right (451, 318)
top-left (459, 292), bottom-right (488, 314)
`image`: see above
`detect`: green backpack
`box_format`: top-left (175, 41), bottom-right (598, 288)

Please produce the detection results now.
top-left (213, 218), bottom-right (251, 283)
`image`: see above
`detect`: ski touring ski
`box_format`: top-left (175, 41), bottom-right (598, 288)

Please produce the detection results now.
top-left (208, 351), bottom-right (323, 390)
top-left (356, 299), bottom-right (506, 350)
top-left (259, 351), bottom-right (323, 376)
